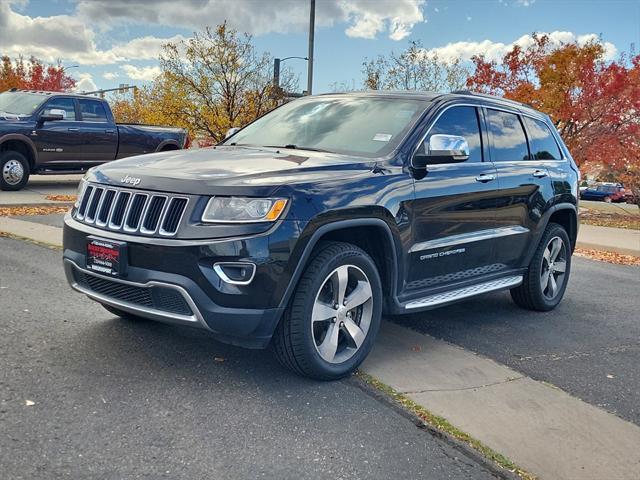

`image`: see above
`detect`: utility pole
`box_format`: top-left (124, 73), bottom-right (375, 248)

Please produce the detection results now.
top-left (307, 0), bottom-right (315, 95)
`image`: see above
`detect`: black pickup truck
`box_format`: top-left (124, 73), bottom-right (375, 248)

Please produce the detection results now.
top-left (63, 91), bottom-right (579, 380)
top-left (0, 90), bottom-right (189, 190)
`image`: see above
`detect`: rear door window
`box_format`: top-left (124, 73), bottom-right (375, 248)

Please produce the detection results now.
top-left (79, 99), bottom-right (109, 122)
top-left (523, 116), bottom-right (562, 160)
top-left (486, 109), bottom-right (529, 162)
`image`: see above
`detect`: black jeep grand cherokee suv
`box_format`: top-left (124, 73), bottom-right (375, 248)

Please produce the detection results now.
top-left (63, 91), bottom-right (579, 380)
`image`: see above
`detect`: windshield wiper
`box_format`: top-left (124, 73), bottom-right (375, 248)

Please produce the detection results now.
top-left (265, 144), bottom-right (332, 153)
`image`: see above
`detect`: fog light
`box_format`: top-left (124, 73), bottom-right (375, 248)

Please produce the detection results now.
top-left (213, 262), bottom-right (256, 285)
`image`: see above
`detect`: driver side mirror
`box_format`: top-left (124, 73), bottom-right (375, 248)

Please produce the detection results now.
top-left (413, 134), bottom-right (470, 169)
top-left (39, 108), bottom-right (66, 123)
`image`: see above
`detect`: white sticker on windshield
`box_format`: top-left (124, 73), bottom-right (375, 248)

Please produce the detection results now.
top-left (373, 133), bottom-right (392, 142)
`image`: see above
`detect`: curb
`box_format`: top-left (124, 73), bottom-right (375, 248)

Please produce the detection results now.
top-left (348, 374), bottom-right (522, 480)
top-left (576, 240), bottom-right (639, 257)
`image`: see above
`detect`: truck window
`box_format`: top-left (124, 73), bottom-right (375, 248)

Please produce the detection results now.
top-left (486, 109), bottom-right (529, 161)
top-left (43, 98), bottom-right (76, 121)
top-left (79, 99), bottom-right (108, 123)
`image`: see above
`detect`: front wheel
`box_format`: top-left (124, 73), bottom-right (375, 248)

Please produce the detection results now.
top-left (511, 222), bottom-right (571, 311)
top-left (272, 241), bottom-right (382, 380)
top-left (0, 151), bottom-right (30, 191)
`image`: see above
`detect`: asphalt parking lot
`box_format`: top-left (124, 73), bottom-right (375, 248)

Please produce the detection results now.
top-left (0, 236), bottom-right (499, 480)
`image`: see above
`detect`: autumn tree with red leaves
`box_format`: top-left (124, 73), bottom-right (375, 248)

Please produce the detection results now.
top-left (466, 34), bottom-right (640, 204)
top-left (1, 55), bottom-right (76, 92)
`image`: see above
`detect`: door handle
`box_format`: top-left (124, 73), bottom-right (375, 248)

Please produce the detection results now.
top-left (105, 129), bottom-right (116, 135)
top-left (533, 170), bottom-right (548, 178)
top-left (475, 173), bottom-right (496, 183)
top-left (67, 128), bottom-right (79, 132)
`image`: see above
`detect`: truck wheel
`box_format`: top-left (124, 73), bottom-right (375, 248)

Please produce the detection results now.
top-left (0, 151), bottom-right (30, 191)
top-left (510, 222), bottom-right (571, 311)
top-left (272, 241), bottom-right (382, 380)
top-left (100, 303), bottom-right (146, 322)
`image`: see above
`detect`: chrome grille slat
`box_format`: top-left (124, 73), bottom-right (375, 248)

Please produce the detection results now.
top-left (85, 187), bottom-right (103, 223)
top-left (74, 183), bottom-right (188, 237)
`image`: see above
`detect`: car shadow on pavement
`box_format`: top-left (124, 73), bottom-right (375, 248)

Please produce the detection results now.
top-left (55, 313), bottom-right (325, 392)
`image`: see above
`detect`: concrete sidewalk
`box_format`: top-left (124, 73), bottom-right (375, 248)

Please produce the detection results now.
top-left (577, 224), bottom-right (639, 256)
top-left (0, 174), bottom-right (81, 206)
top-left (362, 322), bottom-right (640, 480)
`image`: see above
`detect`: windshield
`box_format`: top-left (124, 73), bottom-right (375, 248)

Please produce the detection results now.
top-left (224, 96), bottom-right (429, 157)
top-left (0, 92), bottom-right (47, 116)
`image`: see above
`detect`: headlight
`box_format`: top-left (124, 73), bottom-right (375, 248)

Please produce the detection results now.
top-left (74, 178), bottom-right (88, 209)
top-left (202, 197), bottom-right (288, 223)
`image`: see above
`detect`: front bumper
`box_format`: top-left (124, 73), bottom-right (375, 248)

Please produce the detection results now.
top-left (62, 213), bottom-right (302, 349)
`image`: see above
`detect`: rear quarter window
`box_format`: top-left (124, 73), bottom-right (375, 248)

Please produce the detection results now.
top-left (523, 116), bottom-right (563, 160)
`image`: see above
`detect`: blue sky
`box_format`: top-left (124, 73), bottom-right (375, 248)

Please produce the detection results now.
top-left (2, 0), bottom-right (639, 93)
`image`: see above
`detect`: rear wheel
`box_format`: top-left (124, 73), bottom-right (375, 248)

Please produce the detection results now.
top-left (511, 222), bottom-right (571, 311)
top-left (0, 151), bottom-right (30, 191)
top-left (272, 241), bottom-right (382, 380)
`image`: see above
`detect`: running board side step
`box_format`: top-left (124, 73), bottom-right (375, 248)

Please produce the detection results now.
top-left (405, 275), bottom-right (523, 310)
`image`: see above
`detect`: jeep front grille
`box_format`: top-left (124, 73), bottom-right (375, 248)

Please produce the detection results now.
top-left (75, 184), bottom-right (188, 236)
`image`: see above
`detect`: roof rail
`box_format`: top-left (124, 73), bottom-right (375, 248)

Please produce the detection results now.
top-left (450, 89), bottom-right (533, 109)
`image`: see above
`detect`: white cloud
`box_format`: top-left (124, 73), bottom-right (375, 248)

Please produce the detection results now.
top-left (424, 31), bottom-right (618, 63)
top-left (109, 35), bottom-right (186, 61)
top-left (0, 2), bottom-right (122, 65)
top-left (76, 0), bottom-right (425, 41)
top-left (103, 72), bottom-right (119, 80)
top-left (341, 0), bottom-right (425, 41)
top-left (121, 65), bottom-right (161, 82)
top-left (74, 73), bottom-right (97, 92)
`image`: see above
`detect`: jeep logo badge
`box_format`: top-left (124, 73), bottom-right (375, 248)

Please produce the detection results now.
top-left (121, 175), bottom-right (141, 186)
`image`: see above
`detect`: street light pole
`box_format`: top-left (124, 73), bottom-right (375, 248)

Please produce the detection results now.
top-left (307, 0), bottom-right (315, 95)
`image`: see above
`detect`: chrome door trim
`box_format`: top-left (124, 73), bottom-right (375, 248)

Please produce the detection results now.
top-left (409, 225), bottom-right (529, 253)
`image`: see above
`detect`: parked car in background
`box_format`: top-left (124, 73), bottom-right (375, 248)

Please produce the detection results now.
top-left (580, 183), bottom-right (627, 203)
top-left (0, 89), bottom-right (189, 191)
top-left (62, 91), bottom-right (579, 380)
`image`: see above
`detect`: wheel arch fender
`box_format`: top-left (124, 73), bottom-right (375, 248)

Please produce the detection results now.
top-left (155, 139), bottom-right (180, 152)
top-left (276, 216), bottom-right (403, 315)
top-left (527, 203), bottom-right (578, 265)
top-left (0, 133), bottom-right (38, 170)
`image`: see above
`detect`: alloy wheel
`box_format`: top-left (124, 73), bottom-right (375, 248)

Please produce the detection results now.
top-left (311, 264), bottom-right (373, 364)
top-left (540, 236), bottom-right (567, 300)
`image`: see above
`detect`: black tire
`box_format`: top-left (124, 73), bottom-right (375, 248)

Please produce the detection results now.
top-left (0, 150), bottom-right (30, 191)
top-left (510, 222), bottom-right (572, 311)
top-left (100, 303), bottom-right (146, 322)
top-left (272, 241), bottom-right (383, 380)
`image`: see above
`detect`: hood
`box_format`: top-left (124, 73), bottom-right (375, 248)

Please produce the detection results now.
top-left (88, 145), bottom-right (375, 195)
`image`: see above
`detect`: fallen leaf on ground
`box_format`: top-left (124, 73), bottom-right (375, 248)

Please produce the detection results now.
top-left (45, 194), bottom-right (77, 202)
top-left (606, 374), bottom-right (615, 379)
top-left (25, 400), bottom-right (35, 406)
top-left (574, 248), bottom-right (640, 266)
top-left (214, 357), bottom-right (225, 362)
top-left (0, 205), bottom-right (69, 217)
top-left (580, 210), bottom-right (640, 230)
